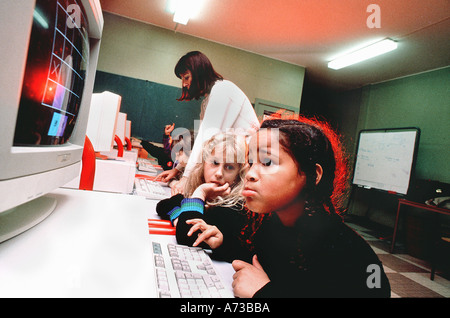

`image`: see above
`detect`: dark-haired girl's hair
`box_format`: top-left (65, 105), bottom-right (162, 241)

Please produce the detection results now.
top-left (260, 115), bottom-right (349, 215)
top-left (174, 51), bottom-right (223, 101)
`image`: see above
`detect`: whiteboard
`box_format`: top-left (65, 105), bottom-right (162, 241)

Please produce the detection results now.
top-left (352, 128), bottom-right (420, 195)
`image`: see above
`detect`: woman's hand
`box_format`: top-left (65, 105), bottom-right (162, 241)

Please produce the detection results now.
top-left (232, 255), bottom-right (270, 298)
top-left (156, 168), bottom-right (180, 183)
top-left (191, 182), bottom-right (231, 202)
top-left (185, 219), bottom-right (223, 249)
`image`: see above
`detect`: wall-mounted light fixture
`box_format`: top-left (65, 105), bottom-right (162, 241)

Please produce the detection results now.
top-left (328, 38), bottom-right (398, 70)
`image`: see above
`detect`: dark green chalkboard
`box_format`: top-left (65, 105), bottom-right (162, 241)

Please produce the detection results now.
top-left (93, 71), bottom-right (202, 143)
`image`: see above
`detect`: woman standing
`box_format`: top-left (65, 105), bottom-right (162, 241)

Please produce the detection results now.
top-left (158, 51), bottom-right (259, 194)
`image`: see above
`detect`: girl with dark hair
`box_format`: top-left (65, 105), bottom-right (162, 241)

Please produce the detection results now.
top-left (157, 51), bottom-right (259, 194)
top-left (187, 115), bottom-right (391, 298)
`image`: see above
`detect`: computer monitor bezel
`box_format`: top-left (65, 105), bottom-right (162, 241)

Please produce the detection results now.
top-left (0, 0), bottom-right (103, 240)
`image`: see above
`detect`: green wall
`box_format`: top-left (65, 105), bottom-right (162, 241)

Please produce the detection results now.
top-left (301, 66), bottom-right (450, 229)
top-left (356, 67), bottom-right (450, 183)
top-left (97, 12), bottom-right (305, 111)
top-left (351, 67), bottom-right (450, 252)
top-left (92, 71), bottom-right (201, 142)
top-left (304, 66), bottom-right (450, 184)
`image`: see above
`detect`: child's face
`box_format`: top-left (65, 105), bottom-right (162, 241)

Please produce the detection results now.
top-left (243, 129), bottom-right (307, 214)
top-left (203, 145), bottom-right (240, 186)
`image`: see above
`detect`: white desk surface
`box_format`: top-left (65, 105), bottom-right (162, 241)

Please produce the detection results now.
top-left (0, 188), bottom-right (234, 298)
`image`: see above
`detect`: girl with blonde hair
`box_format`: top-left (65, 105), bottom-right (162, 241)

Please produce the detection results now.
top-left (156, 132), bottom-right (249, 249)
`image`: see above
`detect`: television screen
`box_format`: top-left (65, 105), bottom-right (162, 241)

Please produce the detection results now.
top-left (0, 0), bottom-right (103, 242)
top-left (13, 0), bottom-right (89, 146)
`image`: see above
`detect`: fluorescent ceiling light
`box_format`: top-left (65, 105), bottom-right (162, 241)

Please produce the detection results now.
top-left (167, 0), bottom-right (206, 25)
top-left (328, 39), bottom-right (398, 70)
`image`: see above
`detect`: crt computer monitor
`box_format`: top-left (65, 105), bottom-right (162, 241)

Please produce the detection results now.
top-left (0, 0), bottom-right (103, 243)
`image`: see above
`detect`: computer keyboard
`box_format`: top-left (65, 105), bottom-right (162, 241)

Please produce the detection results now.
top-left (137, 161), bottom-right (158, 174)
top-left (134, 178), bottom-right (170, 200)
top-left (151, 241), bottom-right (234, 298)
top-left (136, 158), bottom-right (164, 175)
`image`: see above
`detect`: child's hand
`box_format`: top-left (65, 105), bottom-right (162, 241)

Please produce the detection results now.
top-left (164, 123), bottom-right (175, 135)
top-left (185, 219), bottom-right (223, 249)
top-left (191, 182), bottom-right (231, 201)
top-left (232, 255), bottom-right (270, 298)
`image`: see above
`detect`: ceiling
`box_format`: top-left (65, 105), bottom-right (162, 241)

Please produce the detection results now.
top-left (99, 0), bottom-right (450, 91)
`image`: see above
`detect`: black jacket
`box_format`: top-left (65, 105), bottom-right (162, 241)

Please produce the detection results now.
top-left (157, 196), bottom-right (391, 298)
top-left (156, 194), bottom-right (248, 257)
top-left (223, 211), bottom-right (391, 298)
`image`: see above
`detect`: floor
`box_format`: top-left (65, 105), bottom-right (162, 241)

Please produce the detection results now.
top-left (345, 218), bottom-right (450, 298)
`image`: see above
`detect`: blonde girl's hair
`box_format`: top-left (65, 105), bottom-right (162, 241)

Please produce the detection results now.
top-left (183, 132), bottom-right (247, 209)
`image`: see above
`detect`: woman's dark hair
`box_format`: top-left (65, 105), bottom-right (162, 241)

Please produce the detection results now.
top-left (174, 51), bottom-right (223, 101)
top-left (260, 115), bottom-right (349, 215)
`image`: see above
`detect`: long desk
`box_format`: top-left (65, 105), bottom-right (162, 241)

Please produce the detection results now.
top-left (0, 188), bottom-right (234, 297)
top-left (390, 198), bottom-right (450, 253)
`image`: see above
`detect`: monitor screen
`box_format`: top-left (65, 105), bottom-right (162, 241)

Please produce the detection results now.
top-left (14, 0), bottom-right (89, 146)
top-left (0, 0), bottom-right (103, 242)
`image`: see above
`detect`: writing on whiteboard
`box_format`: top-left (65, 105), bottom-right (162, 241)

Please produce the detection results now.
top-left (352, 130), bottom-right (419, 195)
